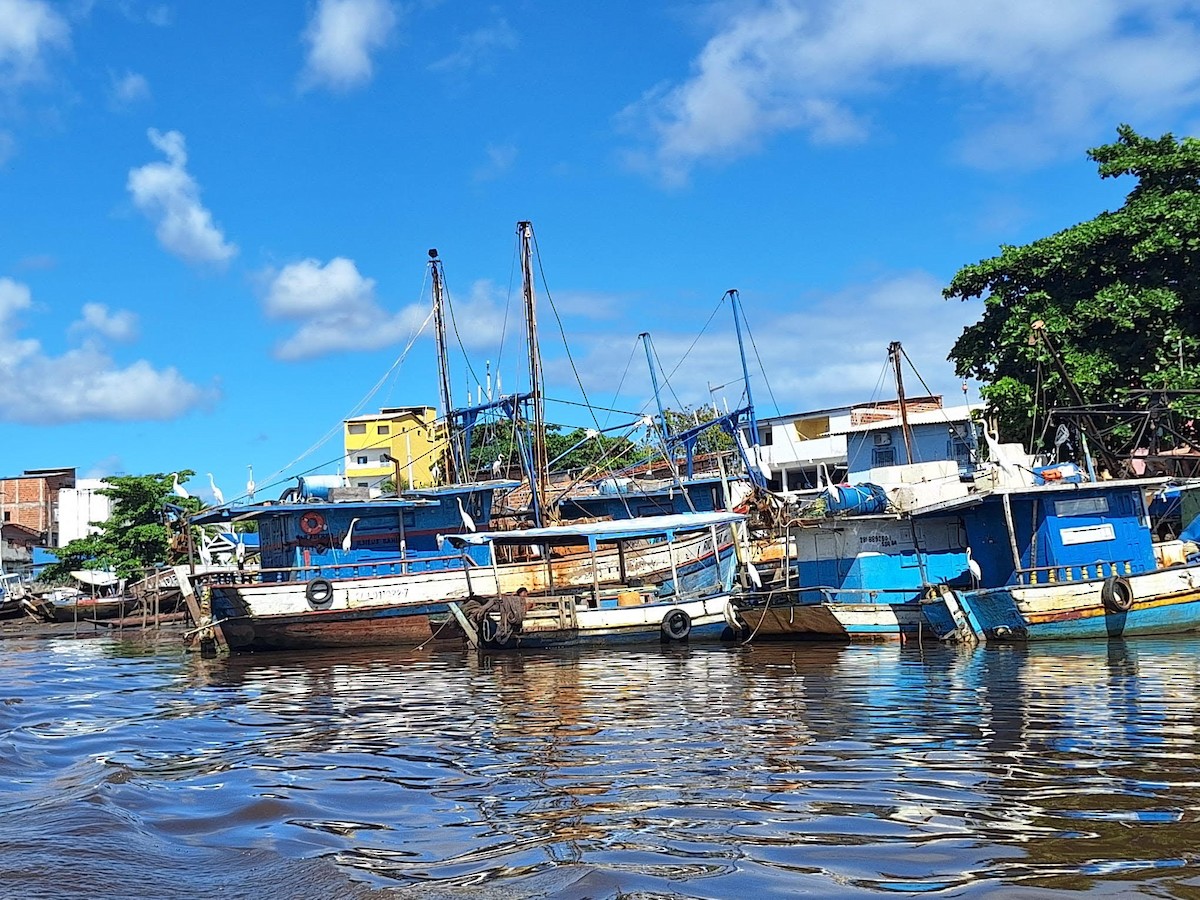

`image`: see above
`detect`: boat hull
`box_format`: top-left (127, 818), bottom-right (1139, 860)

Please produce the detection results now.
top-left (474, 594), bottom-right (738, 650)
top-left (205, 530), bottom-right (733, 651)
top-left (922, 566), bottom-right (1200, 642)
top-left (737, 597), bottom-right (925, 641)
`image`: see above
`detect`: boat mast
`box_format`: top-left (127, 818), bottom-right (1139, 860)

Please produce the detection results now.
top-left (429, 249), bottom-right (458, 483)
top-left (729, 289), bottom-right (762, 470)
top-left (640, 332), bottom-right (671, 445)
top-left (889, 341), bottom-right (915, 464)
top-left (519, 221), bottom-right (552, 525)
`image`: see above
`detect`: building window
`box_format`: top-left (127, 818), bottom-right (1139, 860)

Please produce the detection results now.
top-left (379, 454), bottom-right (390, 463)
top-left (759, 428), bottom-right (773, 446)
top-left (357, 482), bottom-right (369, 488)
top-left (378, 425), bottom-right (390, 435)
top-left (348, 423), bottom-right (366, 434)
top-left (2, 512), bottom-right (8, 522)
top-left (948, 437), bottom-right (973, 467)
top-left (356, 455), bottom-right (368, 465)
top-left (872, 447), bottom-right (896, 467)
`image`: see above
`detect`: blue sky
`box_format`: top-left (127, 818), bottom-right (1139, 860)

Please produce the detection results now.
top-left (3, 0), bottom-right (1199, 504)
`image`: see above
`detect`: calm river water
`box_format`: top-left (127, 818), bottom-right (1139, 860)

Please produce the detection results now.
top-left (1, 631), bottom-right (1199, 899)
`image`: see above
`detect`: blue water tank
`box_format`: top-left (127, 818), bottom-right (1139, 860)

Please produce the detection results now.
top-left (821, 483), bottom-right (889, 516)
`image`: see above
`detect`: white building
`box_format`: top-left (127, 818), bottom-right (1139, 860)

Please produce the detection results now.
top-left (57, 479), bottom-right (113, 547)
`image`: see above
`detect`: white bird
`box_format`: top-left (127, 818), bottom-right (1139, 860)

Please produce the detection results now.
top-left (585, 428), bottom-right (599, 439)
top-left (207, 473), bottom-right (225, 506)
top-left (491, 456), bottom-right (503, 478)
top-left (746, 562), bottom-right (763, 589)
top-left (342, 517), bottom-right (360, 552)
top-left (170, 473), bottom-right (189, 499)
top-left (246, 465), bottom-right (256, 502)
top-left (457, 497), bottom-right (477, 532)
top-left (966, 546), bottom-right (982, 585)
top-left (235, 533), bottom-right (246, 564)
top-left (983, 423), bottom-right (1012, 475)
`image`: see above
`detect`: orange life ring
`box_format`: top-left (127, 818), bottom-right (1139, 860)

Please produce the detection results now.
top-left (299, 511), bottom-right (326, 535)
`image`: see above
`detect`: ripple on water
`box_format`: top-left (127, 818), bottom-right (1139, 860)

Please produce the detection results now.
top-left (2, 636), bottom-right (1200, 896)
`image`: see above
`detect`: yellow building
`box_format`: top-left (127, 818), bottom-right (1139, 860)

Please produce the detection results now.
top-left (344, 406), bottom-right (447, 491)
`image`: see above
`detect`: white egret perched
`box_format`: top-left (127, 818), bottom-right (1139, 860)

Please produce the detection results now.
top-left (491, 456), bottom-right (503, 478)
top-left (456, 497), bottom-right (477, 532)
top-left (235, 533), bottom-right (246, 564)
top-left (966, 546), bottom-right (982, 586)
top-left (746, 562), bottom-right (763, 589)
top-left (342, 517), bottom-right (360, 552)
top-left (207, 473), bottom-right (225, 506)
top-left (170, 472), bottom-right (189, 499)
top-left (246, 464), bottom-right (256, 502)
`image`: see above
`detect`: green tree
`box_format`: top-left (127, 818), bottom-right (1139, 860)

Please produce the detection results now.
top-left (946, 125), bottom-right (1200, 445)
top-left (661, 406), bottom-right (737, 458)
top-left (40, 472), bottom-right (203, 583)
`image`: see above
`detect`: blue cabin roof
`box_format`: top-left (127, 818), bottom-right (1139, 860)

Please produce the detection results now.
top-left (914, 480), bottom-right (1159, 587)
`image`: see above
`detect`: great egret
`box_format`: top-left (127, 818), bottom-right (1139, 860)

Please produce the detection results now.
top-left (746, 562), bottom-right (763, 589)
top-left (966, 546), bottom-right (982, 585)
top-left (235, 533), bottom-right (246, 563)
top-left (170, 473), bottom-right (189, 499)
top-left (246, 465), bottom-right (256, 502)
top-left (207, 473), bottom-right (225, 506)
top-left (457, 497), bottom-right (477, 532)
top-left (342, 517), bottom-right (360, 552)
top-left (491, 456), bottom-right (503, 478)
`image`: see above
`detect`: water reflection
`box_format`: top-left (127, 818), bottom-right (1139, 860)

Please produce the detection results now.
top-left (2, 635), bottom-right (1200, 897)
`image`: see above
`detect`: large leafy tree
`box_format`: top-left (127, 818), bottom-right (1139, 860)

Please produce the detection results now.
top-left (946, 125), bottom-right (1200, 447)
top-left (41, 472), bottom-right (203, 583)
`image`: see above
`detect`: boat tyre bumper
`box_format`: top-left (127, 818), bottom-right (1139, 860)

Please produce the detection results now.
top-left (1101, 575), bottom-right (1134, 613)
top-left (661, 609), bottom-right (691, 642)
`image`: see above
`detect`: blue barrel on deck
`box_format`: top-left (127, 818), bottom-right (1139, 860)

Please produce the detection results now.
top-left (821, 483), bottom-right (889, 516)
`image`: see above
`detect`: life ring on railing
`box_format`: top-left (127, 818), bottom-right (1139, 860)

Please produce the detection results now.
top-left (299, 511), bottom-right (326, 535)
top-left (1101, 575), bottom-right (1134, 613)
top-left (661, 608), bottom-right (692, 642)
top-left (306, 577), bottom-right (334, 608)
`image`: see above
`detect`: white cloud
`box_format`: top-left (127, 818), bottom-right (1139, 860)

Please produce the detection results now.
top-left (0, 0), bottom-right (70, 87)
top-left (552, 272), bottom-right (982, 417)
top-left (70, 302), bottom-right (138, 342)
top-left (472, 142), bottom-right (517, 182)
top-left (127, 128), bottom-right (237, 266)
top-left (429, 17), bottom-right (518, 73)
top-left (0, 278), bottom-right (213, 424)
top-left (301, 0), bottom-right (397, 91)
top-left (109, 69), bottom-right (150, 107)
top-left (621, 0), bottom-right (1200, 183)
top-left (263, 257), bottom-right (427, 360)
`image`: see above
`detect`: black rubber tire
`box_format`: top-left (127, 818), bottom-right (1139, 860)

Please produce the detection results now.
top-left (305, 578), bottom-right (334, 608)
top-left (1101, 575), bottom-right (1134, 613)
top-left (661, 608), bottom-right (692, 641)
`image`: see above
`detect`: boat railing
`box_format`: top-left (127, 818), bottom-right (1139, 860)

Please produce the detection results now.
top-left (1014, 560), bottom-right (1133, 586)
top-left (192, 552), bottom-right (471, 586)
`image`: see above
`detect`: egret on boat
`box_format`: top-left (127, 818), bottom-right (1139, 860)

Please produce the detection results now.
top-left (207, 473), bottom-right (225, 506)
top-left (457, 497), bottom-right (476, 532)
top-left (170, 473), bottom-right (189, 499)
top-left (966, 546), bottom-right (982, 586)
top-left (342, 518), bottom-right (360, 552)
top-left (491, 456), bottom-right (503, 478)
top-left (235, 532), bottom-right (246, 564)
top-left (746, 562), bottom-right (763, 589)
top-left (246, 465), bottom-right (256, 502)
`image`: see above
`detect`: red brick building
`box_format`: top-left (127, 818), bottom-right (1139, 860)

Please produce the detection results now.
top-left (0, 468), bottom-right (76, 546)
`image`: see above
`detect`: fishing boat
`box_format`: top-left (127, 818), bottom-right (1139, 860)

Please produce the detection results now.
top-left (443, 511), bottom-right (745, 649)
top-left (187, 481), bottom-right (515, 649)
top-left (734, 343), bottom-right (1000, 642)
top-left (918, 477), bottom-right (1200, 642)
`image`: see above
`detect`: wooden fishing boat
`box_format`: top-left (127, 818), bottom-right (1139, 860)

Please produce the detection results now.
top-left (444, 512), bottom-right (746, 649)
top-left (918, 478), bottom-right (1200, 642)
